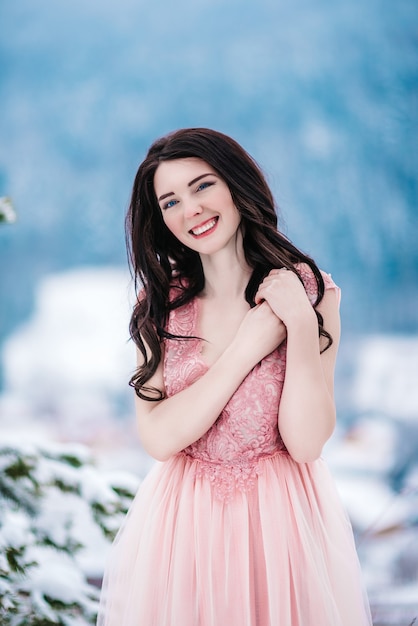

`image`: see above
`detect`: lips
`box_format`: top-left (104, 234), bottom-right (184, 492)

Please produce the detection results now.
top-left (189, 217), bottom-right (219, 237)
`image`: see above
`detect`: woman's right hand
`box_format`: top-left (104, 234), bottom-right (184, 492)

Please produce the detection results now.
top-left (232, 301), bottom-right (287, 368)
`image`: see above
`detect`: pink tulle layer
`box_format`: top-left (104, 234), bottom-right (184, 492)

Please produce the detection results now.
top-left (97, 451), bottom-right (372, 626)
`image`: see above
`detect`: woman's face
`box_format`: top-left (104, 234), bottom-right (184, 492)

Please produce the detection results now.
top-left (153, 158), bottom-right (241, 257)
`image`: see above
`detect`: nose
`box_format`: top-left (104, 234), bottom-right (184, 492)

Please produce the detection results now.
top-left (183, 197), bottom-right (203, 219)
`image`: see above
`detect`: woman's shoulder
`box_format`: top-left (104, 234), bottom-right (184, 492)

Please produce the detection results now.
top-left (136, 277), bottom-right (187, 305)
top-left (295, 262), bottom-right (340, 304)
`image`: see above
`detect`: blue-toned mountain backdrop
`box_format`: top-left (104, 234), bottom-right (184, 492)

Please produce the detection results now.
top-left (0, 0), bottom-right (417, 387)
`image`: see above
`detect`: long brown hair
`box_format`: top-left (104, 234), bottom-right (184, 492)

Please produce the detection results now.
top-left (126, 128), bottom-right (332, 400)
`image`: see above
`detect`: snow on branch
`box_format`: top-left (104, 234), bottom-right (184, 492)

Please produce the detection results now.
top-left (0, 439), bottom-right (138, 625)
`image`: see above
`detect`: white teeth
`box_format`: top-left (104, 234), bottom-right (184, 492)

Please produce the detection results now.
top-left (191, 218), bottom-right (217, 236)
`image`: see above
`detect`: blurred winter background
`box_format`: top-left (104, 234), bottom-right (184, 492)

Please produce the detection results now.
top-left (0, 0), bottom-right (417, 623)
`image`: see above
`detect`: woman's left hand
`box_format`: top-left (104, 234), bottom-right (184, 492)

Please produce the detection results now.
top-left (254, 268), bottom-right (315, 328)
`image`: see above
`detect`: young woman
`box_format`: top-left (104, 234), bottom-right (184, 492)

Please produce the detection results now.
top-left (97, 128), bottom-right (372, 625)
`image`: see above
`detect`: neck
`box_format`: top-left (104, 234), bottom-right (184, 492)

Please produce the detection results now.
top-left (199, 238), bottom-right (252, 300)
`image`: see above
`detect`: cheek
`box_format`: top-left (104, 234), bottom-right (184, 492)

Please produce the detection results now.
top-left (161, 211), bottom-right (182, 237)
top-left (231, 205), bottom-right (241, 227)
top-left (160, 210), bottom-right (173, 228)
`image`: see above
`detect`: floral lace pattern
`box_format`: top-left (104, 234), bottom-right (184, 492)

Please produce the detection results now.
top-left (163, 265), bottom-right (338, 500)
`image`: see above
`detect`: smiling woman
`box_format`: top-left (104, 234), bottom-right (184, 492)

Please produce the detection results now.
top-left (154, 158), bottom-right (242, 255)
top-left (97, 128), bottom-right (372, 626)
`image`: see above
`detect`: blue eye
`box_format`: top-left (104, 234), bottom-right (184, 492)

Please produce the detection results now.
top-left (197, 181), bottom-right (213, 192)
top-left (163, 199), bottom-right (178, 210)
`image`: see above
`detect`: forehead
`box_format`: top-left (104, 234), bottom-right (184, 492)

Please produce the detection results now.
top-left (154, 158), bottom-right (216, 194)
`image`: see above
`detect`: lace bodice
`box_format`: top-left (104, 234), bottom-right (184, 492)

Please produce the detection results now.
top-left (163, 266), bottom-right (338, 499)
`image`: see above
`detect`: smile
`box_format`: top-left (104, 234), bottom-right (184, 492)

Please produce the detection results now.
top-left (189, 217), bottom-right (219, 237)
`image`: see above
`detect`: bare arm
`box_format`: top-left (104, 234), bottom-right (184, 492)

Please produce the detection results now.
top-left (135, 302), bottom-right (287, 461)
top-left (256, 270), bottom-right (341, 463)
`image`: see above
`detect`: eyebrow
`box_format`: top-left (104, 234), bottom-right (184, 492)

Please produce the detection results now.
top-left (157, 173), bottom-right (216, 202)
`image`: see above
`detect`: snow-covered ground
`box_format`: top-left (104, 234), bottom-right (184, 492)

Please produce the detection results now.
top-left (0, 267), bottom-right (154, 477)
top-left (1, 267), bottom-right (417, 618)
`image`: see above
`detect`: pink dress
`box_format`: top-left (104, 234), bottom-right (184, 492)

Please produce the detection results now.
top-left (97, 268), bottom-right (372, 626)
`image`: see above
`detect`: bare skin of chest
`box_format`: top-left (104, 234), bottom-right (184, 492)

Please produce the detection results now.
top-left (197, 296), bottom-right (250, 367)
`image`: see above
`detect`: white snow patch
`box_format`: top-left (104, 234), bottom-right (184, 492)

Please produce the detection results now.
top-left (0, 266), bottom-right (148, 473)
top-left (352, 335), bottom-right (418, 420)
top-left (25, 549), bottom-right (90, 604)
top-left (0, 510), bottom-right (31, 548)
top-left (80, 465), bottom-right (119, 504)
top-left (334, 473), bottom-right (412, 533)
top-left (324, 417), bottom-right (397, 473)
top-left (2, 266), bottom-right (135, 395)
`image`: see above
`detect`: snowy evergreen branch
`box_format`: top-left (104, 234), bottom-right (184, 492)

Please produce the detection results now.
top-left (0, 197), bottom-right (17, 224)
top-left (0, 440), bottom-right (138, 625)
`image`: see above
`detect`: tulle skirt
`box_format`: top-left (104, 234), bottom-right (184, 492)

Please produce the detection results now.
top-left (97, 451), bottom-right (372, 626)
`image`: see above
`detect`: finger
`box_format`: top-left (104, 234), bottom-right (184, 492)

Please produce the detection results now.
top-left (269, 267), bottom-right (290, 276)
top-left (263, 269), bottom-right (289, 283)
